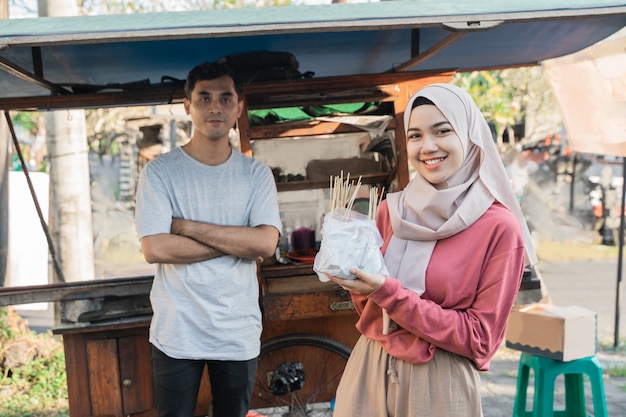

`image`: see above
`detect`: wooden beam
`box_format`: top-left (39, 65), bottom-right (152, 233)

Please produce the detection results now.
top-left (0, 85), bottom-right (186, 111)
top-left (0, 70), bottom-right (454, 112)
top-left (0, 275), bottom-right (153, 307)
top-left (389, 32), bottom-right (466, 72)
top-left (243, 70), bottom-right (451, 98)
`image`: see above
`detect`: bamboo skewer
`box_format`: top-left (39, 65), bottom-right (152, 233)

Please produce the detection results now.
top-left (328, 172), bottom-right (383, 220)
top-left (343, 176), bottom-right (362, 220)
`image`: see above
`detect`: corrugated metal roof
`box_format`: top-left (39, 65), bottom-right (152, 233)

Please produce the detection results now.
top-left (0, 1), bottom-right (624, 110)
top-left (1, 1), bottom-right (623, 43)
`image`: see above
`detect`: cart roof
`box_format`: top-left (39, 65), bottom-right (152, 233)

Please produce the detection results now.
top-left (0, 0), bottom-right (624, 110)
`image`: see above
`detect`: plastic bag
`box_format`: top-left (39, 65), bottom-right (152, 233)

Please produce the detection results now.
top-left (314, 208), bottom-right (389, 282)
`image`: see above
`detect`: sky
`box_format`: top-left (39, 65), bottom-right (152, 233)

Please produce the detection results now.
top-left (8, 0), bottom-right (36, 18)
top-left (8, 0), bottom-right (379, 18)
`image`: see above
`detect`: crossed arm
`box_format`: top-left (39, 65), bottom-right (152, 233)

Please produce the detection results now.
top-left (140, 218), bottom-right (279, 265)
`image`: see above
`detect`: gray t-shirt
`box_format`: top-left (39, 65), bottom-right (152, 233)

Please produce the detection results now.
top-left (135, 147), bottom-right (281, 360)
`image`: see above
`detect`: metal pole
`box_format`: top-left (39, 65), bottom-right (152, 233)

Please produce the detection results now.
top-left (614, 156), bottom-right (626, 349)
top-left (0, 115), bottom-right (7, 286)
top-left (569, 154), bottom-right (576, 212)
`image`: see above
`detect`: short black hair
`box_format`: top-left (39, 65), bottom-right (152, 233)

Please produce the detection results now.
top-left (411, 96), bottom-right (435, 109)
top-left (184, 61), bottom-right (244, 100)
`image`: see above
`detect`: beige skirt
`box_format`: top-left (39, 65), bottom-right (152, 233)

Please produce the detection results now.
top-left (333, 336), bottom-right (484, 417)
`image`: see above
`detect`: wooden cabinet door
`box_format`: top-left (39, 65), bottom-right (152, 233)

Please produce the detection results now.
top-left (77, 328), bottom-right (155, 417)
top-left (86, 338), bottom-right (124, 416)
top-left (119, 334), bottom-right (155, 415)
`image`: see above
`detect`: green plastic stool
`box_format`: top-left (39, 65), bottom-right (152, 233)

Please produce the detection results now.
top-left (512, 352), bottom-right (607, 417)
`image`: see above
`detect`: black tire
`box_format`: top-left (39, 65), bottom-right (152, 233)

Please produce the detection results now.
top-left (250, 333), bottom-right (352, 417)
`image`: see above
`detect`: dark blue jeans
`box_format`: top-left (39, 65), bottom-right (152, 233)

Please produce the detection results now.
top-left (151, 345), bottom-right (257, 417)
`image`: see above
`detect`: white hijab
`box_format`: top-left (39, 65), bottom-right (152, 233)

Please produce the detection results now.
top-left (384, 83), bottom-right (537, 294)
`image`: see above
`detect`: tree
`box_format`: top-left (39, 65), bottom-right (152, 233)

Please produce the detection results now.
top-left (453, 67), bottom-right (562, 149)
top-left (39, 0), bottom-right (95, 323)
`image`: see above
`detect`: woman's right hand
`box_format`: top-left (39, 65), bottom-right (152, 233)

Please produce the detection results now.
top-left (325, 268), bottom-right (385, 295)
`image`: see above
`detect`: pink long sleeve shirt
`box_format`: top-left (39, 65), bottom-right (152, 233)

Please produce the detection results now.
top-left (352, 200), bottom-right (525, 371)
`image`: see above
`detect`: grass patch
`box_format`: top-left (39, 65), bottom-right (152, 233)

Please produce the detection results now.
top-left (536, 240), bottom-right (620, 261)
top-left (598, 337), bottom-right (626, 379)
top-left (0, 308), bottom-right (69, 417)
top-left (606, 367), bottom-right (626, 378)
top-left (598, 337), bottom-right (626, 353)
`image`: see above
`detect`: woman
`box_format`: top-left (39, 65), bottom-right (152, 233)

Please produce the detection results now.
top-left (325, 83), bottom-right (537, 417)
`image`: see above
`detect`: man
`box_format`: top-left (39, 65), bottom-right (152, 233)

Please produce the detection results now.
top-left (135, 61), bottom-right (281, 417)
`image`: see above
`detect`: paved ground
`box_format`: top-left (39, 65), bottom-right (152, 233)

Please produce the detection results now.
top-left (481, 349), bottom-right (626, 417)
top-left (481, 257), bottom-right (626, 417)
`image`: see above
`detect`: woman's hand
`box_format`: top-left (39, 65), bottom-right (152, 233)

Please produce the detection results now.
top-left (325, 268), bottom-right (386, 295)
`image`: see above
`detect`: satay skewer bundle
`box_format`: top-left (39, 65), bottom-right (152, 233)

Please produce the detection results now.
top-left (328, 171), bottom-right (384, 220)
top-left (316, 172), bottom-right (391, 334)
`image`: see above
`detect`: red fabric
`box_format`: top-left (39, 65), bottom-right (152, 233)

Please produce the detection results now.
top-left (350, 200), bottom-right (524, 371)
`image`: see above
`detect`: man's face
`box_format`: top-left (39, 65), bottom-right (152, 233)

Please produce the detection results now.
top-left (183, 75), bottom-right (243, 142)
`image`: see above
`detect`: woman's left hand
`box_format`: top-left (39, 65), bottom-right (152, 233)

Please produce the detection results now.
top-left (325, 268), bottom-right (386, 295)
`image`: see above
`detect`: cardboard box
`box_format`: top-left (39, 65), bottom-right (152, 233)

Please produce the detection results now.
top-left (505, 304), bottom-right (597, 361)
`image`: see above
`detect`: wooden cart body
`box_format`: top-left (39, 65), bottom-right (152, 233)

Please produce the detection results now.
top-left (0, 63), bottom-right (456, 414)
top-left (49, 71), bottom-right (453, 416)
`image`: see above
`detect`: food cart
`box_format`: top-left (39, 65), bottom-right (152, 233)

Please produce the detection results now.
top-left (1, 69), bottom-right (455, 416)
top-left (0, 2), bottom-right (623, 416)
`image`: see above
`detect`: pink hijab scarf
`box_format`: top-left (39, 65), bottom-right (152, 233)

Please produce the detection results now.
top-left (384, 83), bottom-right (537, 295)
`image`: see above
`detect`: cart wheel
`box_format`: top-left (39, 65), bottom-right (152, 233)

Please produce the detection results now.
top-left (250, 333), bottom-right (352, 417)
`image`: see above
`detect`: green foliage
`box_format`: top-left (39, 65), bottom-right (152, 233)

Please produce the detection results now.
top-left (11, 349), bottom-right (67, 399)
top-left (11, 112), bottom-right (40, 134)
top-left (0, 309), bottom-right (17, 342)
top-left (0, 308), bottom-right (69, 417)
top-left (454, 70), bottom-right (521, 143)
top-left (8, 112), bottom-right (46, 172)
top-left (0, 350), bottom-right (69, 417)
top-left (86, 108), bottom-right (127, 159)
top-left (606, 366), bottom-right (626, 378)
top-left (453, 67), bottom-right (560, 146)
top-left (598, 337), bottom-right (626, 353)
top-left (597, 337), bottom-right (626, 379)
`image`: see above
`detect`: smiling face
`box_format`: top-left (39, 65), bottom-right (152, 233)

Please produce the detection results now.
top-left (183, 75), bottom-right (243, 143)
top-left (406, 104), bottom-right (464, 189)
